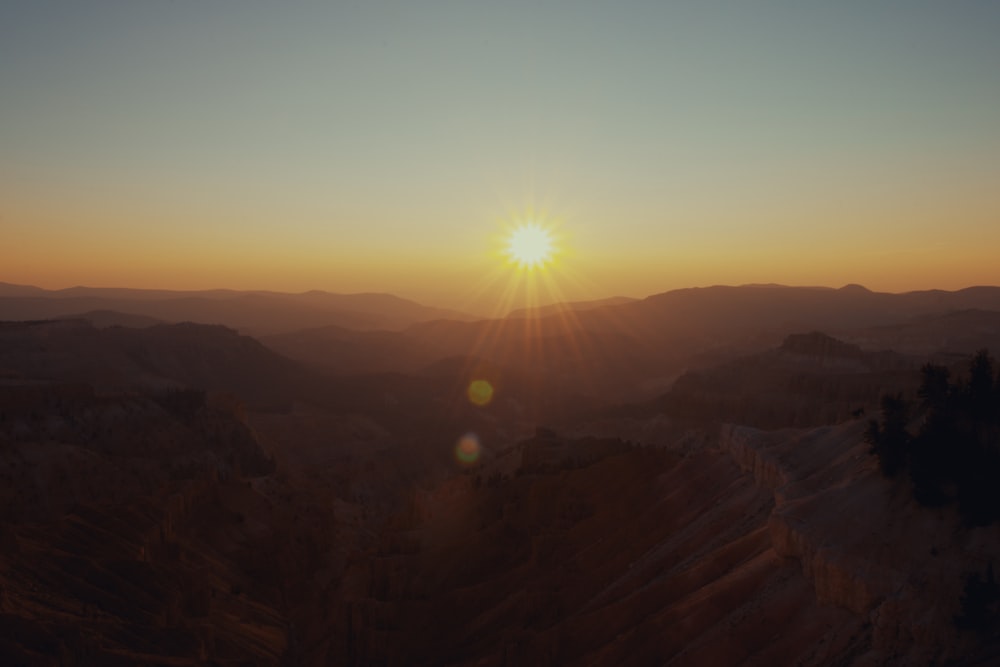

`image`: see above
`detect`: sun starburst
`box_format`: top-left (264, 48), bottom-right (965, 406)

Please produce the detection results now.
top-left (506, 223), bottom-right (554, 268)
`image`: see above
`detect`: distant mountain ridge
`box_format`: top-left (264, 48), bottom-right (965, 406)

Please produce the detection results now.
top-left (506, 295), bottom-right (637, 319)
top-left (8, 282), bottom-right (1000, 407)
top-left (261, 284), bottom-right (1000, 409)
top-left (0, 282), bottom-right (476, 335)
top-left (62, 309), bottom-right (164, 329)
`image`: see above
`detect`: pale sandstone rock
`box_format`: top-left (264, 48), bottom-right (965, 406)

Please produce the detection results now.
top-left (720, 420), bottom-right (1000, 663)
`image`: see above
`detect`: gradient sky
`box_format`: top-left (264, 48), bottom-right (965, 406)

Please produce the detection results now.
top-left (2, 1), bottom-right (999, 312)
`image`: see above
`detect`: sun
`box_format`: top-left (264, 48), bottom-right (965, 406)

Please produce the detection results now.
top-left (506, 223), bottom-right (554, 268)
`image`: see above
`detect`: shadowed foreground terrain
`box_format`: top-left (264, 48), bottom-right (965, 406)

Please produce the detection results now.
top-left (2, 285), bottom-right (1000, 665)
top-left (322, 435), bottom-right (865, 666)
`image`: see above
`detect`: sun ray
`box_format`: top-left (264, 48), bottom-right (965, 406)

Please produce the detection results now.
top-left (442, 208), bottom-right (635, 417)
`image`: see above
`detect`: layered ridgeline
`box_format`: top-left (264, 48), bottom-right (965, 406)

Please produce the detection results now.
top-left (2, 284), bottom-right (1000, 664)
top-left (0, 282), bottom-right (476, 336)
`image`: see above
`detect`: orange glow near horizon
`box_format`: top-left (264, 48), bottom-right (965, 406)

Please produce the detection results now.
top-left (3, 198), bottom-right (1000, 314)
top-left (4, 234), bottom-right (1000, 314)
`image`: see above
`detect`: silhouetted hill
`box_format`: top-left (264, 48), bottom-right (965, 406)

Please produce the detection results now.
top-left (264, 315), bottom-right (674, 404)
top-left (0, 283), bottom-right (475, 335)
top-left (0, 281), bottom-right (49, 297)
top-left (0, 319), bottom-right (312, 409)
top-left (0, 318), bottom-right (570, 477)
top-left (845, 309), bottom-right (1000, 358)
top-left (264, 284), bottom-right (1000, 407)
top-left (574, 284), bottom-right (1000, 341)
top-left (506, 295), bottom-right (637, 319)
top-left (260, 324), bottom-right (432, 374)
top-left (780, 331), bottom-right (865, 357)
top-left (63, 309), bottom-right (163, 328)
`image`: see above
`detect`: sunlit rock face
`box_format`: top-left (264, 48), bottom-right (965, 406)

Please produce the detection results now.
top-left (720, 421), bottom-right (1000, 664)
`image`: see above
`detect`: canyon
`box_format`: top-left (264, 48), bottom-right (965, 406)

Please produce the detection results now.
top-left (2, 285), bottom-right (1000, 664)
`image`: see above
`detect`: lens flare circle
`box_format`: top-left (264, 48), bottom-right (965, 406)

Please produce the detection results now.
top-left (455, 432), bottom-right (481, 465)
top-left (506, 223), bottom-right (554, 268)
top-left (467, 379), bottom-right (494, 406)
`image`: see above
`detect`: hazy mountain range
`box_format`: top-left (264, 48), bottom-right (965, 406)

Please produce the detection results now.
top-left (4, 281), bottom-right (1000, 664)
top-left (0, 282), bottom-right (476, 335)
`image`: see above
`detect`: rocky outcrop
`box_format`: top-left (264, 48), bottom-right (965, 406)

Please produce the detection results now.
top-left (721, 424), bottom-right (794, 491)
top-left (719, 420), bottom-right (999, 663)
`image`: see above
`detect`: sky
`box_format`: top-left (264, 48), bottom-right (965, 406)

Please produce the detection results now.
top-left (2, 1), bottom-right (999, 312)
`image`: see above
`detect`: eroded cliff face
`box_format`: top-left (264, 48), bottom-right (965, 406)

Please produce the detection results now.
top-left (720, 421), bottom-right (1000, 664)
top-left (310, 437), bottom-right (869, 667)
top-left (0, 383), bottom-right (317, 665)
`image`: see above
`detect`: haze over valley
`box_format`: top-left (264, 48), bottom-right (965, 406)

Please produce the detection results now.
top-left (4, 282), bottom-right (1000, 664)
